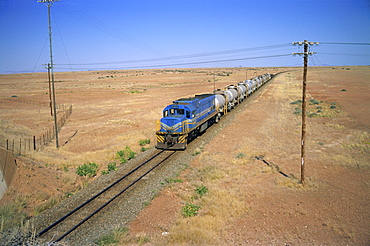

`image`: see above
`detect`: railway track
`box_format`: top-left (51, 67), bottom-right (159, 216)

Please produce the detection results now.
top-left (36, 149), bottom-right (176, 244)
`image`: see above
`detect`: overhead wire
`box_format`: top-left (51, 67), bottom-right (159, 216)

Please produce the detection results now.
top-left (319, 42), bottom-right (370, 45)
top-left (55, 43), bottom-right (293, 71)
top-left (318, 42), bottom-right (370, 59)
top-left (56, 53), bottom-right (292, 70)
top-left (50, 5), bottom-right (368, 72)
top-left (57, 43), bottom-right (291, 66)
top-left (320, 52), bottom-right (370, 57)
top-left (52, 7), bottom-right (75, 74)
top-left (51, 2), bottom-right (295, 70)
top-left (50, 6), bottom-right (102, 147)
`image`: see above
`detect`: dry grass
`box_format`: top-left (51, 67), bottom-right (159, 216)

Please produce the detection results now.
top-left (327, 123), bottom-right (345, 130)
top-left (0, 195), bottom-right (28, 231)
top-left (169, 184), bottom-right (247, 245)
top-left (341, 131), bottom-right (370, 153)
top-left (168, 155), bottom-right (250, 244)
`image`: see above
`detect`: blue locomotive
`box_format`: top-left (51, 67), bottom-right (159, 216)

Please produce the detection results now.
top-left (156, 73), bottom-right (273, 150)
top-left (156, 94), bottom-right (220, 150)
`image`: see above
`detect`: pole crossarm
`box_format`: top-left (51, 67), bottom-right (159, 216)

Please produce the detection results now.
top-left (292, 41), bottom-right (320, 46)
top-left (38, 0), bottom-right (60, 5)
top-left (292, 41), bottom-right (319, 57)
top-left (292, 52), bottom-right (317, 56)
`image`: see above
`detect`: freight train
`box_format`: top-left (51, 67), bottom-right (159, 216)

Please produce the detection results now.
top-left (156, 73), bottom-right (273, 150)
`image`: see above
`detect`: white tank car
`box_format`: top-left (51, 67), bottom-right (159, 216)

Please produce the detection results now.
top-left (222, 90), bottom-right (235, 111)
top-left (237, 82), bottom-right (247, 99)
top-left (214, 93), bottom-right (226, 113)
top-left (244, 80), bottom-right (253, 95)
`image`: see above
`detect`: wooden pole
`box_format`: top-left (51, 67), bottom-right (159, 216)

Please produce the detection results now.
top-left (292, 40), bottom-right (319, 186)
top-left (300, 40), bottom-right (308, 186)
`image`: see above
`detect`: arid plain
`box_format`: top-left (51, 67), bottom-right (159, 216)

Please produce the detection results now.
top-left (0, 66), bottom-right (369, 245)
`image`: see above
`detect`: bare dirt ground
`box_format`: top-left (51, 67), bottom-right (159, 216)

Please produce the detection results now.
top-left (0, 66), bottom-right (369, 245)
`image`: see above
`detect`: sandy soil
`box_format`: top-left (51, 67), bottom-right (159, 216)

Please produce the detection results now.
top-left (0, 66), bottom-right (369, 245)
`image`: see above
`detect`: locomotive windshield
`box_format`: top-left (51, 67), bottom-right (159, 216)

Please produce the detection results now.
top-left (163, 108), bottom-right (185, 117)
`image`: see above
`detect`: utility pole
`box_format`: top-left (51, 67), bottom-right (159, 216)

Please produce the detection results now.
top-left (39, 0), bottom-right (60, 148)
top-left (292, 40), bottom-right (319, 186)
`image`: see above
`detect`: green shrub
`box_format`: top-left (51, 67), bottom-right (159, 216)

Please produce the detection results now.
top-left (140, 147), bottom-right (148, 152)
top-left (101, 162), bottom-right (117, 175)
top-left (165, 177), bottom-right (183, 183)
top-left (101, 170), bottom-right (109, 175)
top-left (236, 153), bottom-right (245, 159)
top-left (139, 139), bottom-right (150, 146)
top-left (116, 147), bottom-right (136, 164)
top-left (182, 203), bottom-right (200, 217)
top-left (309, 99), bottom-right (320, 105)
top-left (76, 162), bottom-right (98, 177)
top-left (195, 185), bottom-right (208, 197)
top-left (293, 109), bottom-right (302, 115)
top-left (290, 100), bottom-right (302, 105)
top-left (108, 162), bottom-right (117, 172)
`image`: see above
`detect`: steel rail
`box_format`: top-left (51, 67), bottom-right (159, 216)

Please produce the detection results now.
top-left (54, 151), bottom-right (176, 243)
top-left (37, 149), bottom-right (166, 238)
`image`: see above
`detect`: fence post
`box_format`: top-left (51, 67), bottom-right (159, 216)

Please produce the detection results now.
top-left (33, 136), bottom-right (36, 150)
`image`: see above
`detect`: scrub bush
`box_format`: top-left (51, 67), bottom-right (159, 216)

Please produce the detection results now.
top-left (76, 162), bottom-right (98, 177)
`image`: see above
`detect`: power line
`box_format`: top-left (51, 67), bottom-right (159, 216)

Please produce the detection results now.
top-left (320, 52), bottom-right (370, 57)
top-left (319, 42), bottom-right (370, 45)
top-left (57, 43), bottom-right (291, 66)
top-left (56, 53), bottom-right (292, 70)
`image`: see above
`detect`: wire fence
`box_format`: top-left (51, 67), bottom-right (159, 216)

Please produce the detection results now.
top-left (1, 97), bottom-right (73, 155)
top-left (0, 96), bottom-right (71, 110)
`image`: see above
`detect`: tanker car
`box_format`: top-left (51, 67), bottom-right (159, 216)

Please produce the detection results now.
top-left (156, 73), bottom-right (273, 150)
